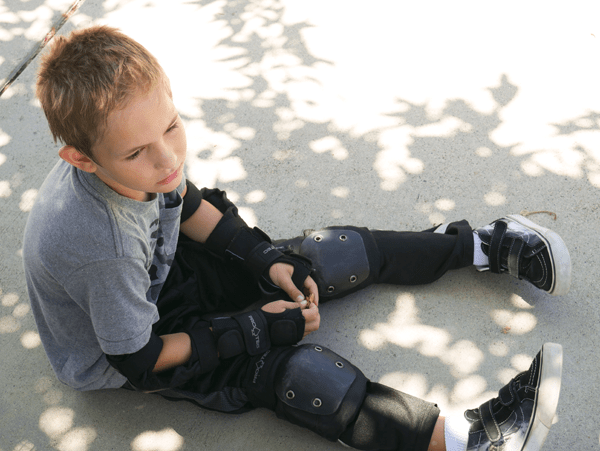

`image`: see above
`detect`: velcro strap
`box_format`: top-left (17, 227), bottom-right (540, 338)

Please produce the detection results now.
top-left (211, 317), bottom-right (246, 359)
top-left (216, 330), bottom-right (246, 359)
top-left (498, 381), bottom-right (515, 406)
top-left (507, 238), bottom-right (525, 278)
top-left (244, 241), bottom-right (284, 279)
top-left (489, 221), bottom-right (508, 274)
top-left (225, 227), bottom-right (263, 261)
top-left (478, 399), bottom-right (503, 444)
top-left (233, 310), bottom-right (271, 356)
top-left (262, 307), bottom-right (305, 346)
top-left (211, 317), bottom-right (239, 336)
top-left (186, 325), bottom-right (220, 374)
top-left (205, 211), bottom-right (248, 256)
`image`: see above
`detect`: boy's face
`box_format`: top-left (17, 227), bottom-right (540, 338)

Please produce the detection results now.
top-left (88, 82), bottom-right (186, 202)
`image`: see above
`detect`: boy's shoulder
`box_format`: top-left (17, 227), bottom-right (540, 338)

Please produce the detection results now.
top-left (26, 160), bottom-right (116, 244)
top-left (23, 160), bottom-right (158, 271)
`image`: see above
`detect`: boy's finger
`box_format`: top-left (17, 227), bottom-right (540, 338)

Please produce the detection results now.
top-left (273, 300), bottom-right (299, 310)
top-left (276, 272), bottom-right (305, 303)
top-left (304, 276), bottom-right (319, 306)
top-left (294, 293), bottom-right (307, 304)
top-left (301, 303), bottom-right (319, 320)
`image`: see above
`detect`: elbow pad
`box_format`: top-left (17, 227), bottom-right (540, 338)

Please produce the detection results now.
top-left (181, 183), bottom-right (239, 223)
top-left (205, 212), bottom-right (283, 279)
top-left (189, 184), bottom-right (313, 293)
top-left (181, 180), bottom-right (203, 223)
top-left (211, 308), bottom-right (305, 359)
top-left (106, 319), bottom-right (219, 392)
top-left (106, 333), bottom-right (163, 385)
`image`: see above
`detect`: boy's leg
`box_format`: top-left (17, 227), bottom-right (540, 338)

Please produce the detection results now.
top-left (276, 220), bottom-right (474, 302)
top-left (141, 342), bottom-right (439, 449)
top-left (145, 341), bottom-right (561, 451)
top-left (149, 232), bottom-right (562, 450)
top-left (244, 342), bottom-right (562, 451)
top-left (277, 215), bottom-right (571, 301)
top-left (371, 220), bottom-right (474, 286)
top-left (244, 344), bottom-right (440, 451)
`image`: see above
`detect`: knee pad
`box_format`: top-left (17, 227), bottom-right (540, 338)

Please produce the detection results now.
top-left (273, 344), bottom-right (368, 441)
top-left (278, 227), bottom-right (378, 301)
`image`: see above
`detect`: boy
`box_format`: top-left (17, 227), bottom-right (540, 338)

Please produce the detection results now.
top-left (24, 26), bottom-right (570, 451)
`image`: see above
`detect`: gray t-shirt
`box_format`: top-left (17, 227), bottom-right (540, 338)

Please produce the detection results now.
top-left (23, 160), bottom-right (185, 390)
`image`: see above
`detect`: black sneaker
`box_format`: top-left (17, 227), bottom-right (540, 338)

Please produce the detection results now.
top-left (465, 343), bottom-right (563, 451)
top-left (474, 215), bottom-right (571, 296)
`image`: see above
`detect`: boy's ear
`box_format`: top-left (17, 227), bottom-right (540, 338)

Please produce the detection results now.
top-left (59, 146), bottom-right (98, 173)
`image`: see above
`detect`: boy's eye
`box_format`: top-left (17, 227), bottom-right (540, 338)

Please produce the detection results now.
top-left (125, 120), bottom-right (177, 161)
top-left (127, 148), bottom-right (144, 160)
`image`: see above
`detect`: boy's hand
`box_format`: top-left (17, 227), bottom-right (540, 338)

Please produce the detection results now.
top-left (268, 262), bottom-right (319, 306)
top-left (261, 300), bottom-right (320, 337)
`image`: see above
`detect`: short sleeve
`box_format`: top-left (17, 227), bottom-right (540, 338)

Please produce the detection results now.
top-left (64, 257), bottom-right (159, 355)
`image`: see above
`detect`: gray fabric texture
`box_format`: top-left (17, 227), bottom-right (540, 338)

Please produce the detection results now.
top-left (23, 160), bottom-right (185, 391)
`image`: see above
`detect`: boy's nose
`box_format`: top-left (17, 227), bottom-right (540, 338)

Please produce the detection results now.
top-left (154, 144), bottom-right (177, 169)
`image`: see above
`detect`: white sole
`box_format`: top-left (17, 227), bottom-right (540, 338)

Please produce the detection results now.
top-left (505, 214), bottom-right (572, 296)
top-left (523, 342), bottom-right (563, 451)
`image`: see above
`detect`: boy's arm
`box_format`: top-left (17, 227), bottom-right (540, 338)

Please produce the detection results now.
top-left (179, 181), bottom-right (318, 304)
top-left (154, 300), bottom-right (321, 373)
top-left (153, 332), bottom-right (192, 372)
top-left (106, 301), bottom-right (320, 392)
top-left (179, 195), bottom-right (318, 303)
top-left (178, 193), bottom-right (223, 243)
top-left (106, 318), bottom-right (219, 392)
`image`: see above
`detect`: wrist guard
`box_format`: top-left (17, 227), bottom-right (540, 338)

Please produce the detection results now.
top-left (205, 208), bottom-right (283, 277)
top-left (211, 308), bottom-right (305, 359)
top-left (259, 252), bottom-right (314, 300)
top-left (227, 227), bottom-right (285, 279)
top-left (205, 210), bottom-right (313, 293)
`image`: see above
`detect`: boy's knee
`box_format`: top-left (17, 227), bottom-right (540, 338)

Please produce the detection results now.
top-left (245, 344), bottom-right (368, 441)
top-left (277, 226), bottom-right (380, 301)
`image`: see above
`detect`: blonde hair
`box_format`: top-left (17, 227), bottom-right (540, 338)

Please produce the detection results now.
top-left (36, 25), bottom-right (168, 160)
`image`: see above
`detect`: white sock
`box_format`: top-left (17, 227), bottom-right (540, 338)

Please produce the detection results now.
top-left (434, 223), bottom-right (449, 234)
top-left (444, 414), bottom-right (470, 451)
top-left (472, 232), bottom-right (489, 267)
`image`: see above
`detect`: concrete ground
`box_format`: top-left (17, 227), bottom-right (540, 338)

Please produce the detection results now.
top-left (1, 1), bottom-right (599, 450)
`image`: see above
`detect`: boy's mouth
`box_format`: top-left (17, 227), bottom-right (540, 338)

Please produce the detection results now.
top-left (157, 166), bottom-right (180, 185)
